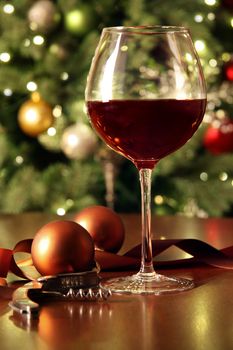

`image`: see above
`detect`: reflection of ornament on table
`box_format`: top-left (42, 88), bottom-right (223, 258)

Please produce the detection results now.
top-left (223, 59), bottom-right (233, 81)
top-left (74, 205), bottom-right (125, 253)
top-left (38, 302), bottom-right (112, 346)
top-left (10, 294), bottom-right (112, 342)
top-left (18, 92), bottom-right (54, 137)
top-left (64, 6), bottom-right (94, 36)
top-left (203, 118), bottom-right (233, 154)
top-left (98, 147), bottom-right (122, 209)
top-left (31, 220), bottom-right (95, 276)
top-left (61, 123), bottom-right (98, 160)
top-left (28, 0), bottom-right (60, 33)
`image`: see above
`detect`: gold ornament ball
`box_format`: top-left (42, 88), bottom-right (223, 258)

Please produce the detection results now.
top-left (18, 93), bottom-right (54, 137)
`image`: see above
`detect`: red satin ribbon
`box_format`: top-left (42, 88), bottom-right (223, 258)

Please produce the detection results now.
top-left (0, 239), bottom-right (33, 279)
top-left (96, 239), bottom-right (233, 271)
top-left (0, 238), bottom-right (233, 281)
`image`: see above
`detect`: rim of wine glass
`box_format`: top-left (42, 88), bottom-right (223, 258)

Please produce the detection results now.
top-left (102, 25), bottom-right (189, 35)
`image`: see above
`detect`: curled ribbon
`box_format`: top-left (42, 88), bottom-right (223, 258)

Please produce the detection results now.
top-left (96, 239), bottom-right (233, 270)
top-left (0, 239), bottom-right (33, 280)
top-left (0, 238), bottom-right (233, 281)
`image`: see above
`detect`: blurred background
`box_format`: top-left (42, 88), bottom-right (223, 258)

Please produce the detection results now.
top-left (1, 0), bottom-right (233, 217)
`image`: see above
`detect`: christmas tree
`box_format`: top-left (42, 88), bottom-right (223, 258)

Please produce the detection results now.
top-left (1, 0), bottom-right (233, 217)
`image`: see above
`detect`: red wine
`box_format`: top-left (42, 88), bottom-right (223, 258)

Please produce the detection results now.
top-left (87, 99), bottom-right (206, 169)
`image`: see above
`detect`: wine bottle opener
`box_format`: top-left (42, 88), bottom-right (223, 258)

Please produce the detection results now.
top-left (9, 271), bottom-right (111, 317)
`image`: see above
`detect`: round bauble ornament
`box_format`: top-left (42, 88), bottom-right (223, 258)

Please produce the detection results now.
top-left (223, 60), bottom-right (233, 81)
top-left (64, 6), bottom-right (93, 36)
top-left (31, 220), bottom-right (95, 276)
top-left (18, 93), bottom-right (54, 137)
top-left (203, 119), bottom-right (233, 154)
top-left (74, 206), bottom-right (125, 253)
top-left (61, 123), bottom-right (98, 160)
top-left (28, 0), bottom-right (60, 33)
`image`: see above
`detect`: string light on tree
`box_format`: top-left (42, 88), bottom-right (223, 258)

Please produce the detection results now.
top-left (27, 81), bottom-right (38, 92)
top-left (204, 0), bottom-right (216, 6)
top-left (222, 52), bottom-right (231, 62)
top-left (207, 13), bottom-right (215, 21)
top-left (15, 156), bottom-right (24, 165)
top-left (3, 88), bottom-right (13, 97)
top-left (60, 72), bottom-right (69, 81)
top-left (53, 105), bottom-right (63, 118)
top-left (200, 172), bottom-right (208, 181)
top-left (219, 172), bottom-right (228, 181)
top-left (24, 39), bottom-right (31, 48)
top-left (3, 4), bottom-right (15, 14)
top-left (0, 52), bottom-right (11, 63)
top-left (154, 195), bottom-right (164, 205)
top-left (194, 14), bottom-right (204, 22)
top-left (209, 59), bottom-right (218, 67)
top-left (194, 40), bottom-right (206, 53)
top-left (47, 127), bottom-right (56, 136)
top-left (33, 35), bottom-right (45, 46)
top-left (56, 200), bottom-right (75, 217)
top-left (57, 208), bottom-right (66, 216)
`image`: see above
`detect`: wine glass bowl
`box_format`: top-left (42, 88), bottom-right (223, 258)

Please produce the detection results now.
top-left (85, 26), bottom-right (206, 294)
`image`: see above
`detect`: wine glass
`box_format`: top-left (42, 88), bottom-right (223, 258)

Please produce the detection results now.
top-left (85, 26), bottom-right (206, 294)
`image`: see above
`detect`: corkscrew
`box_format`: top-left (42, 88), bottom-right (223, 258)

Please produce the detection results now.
top-left (9, 271), bottom-right (111, 317)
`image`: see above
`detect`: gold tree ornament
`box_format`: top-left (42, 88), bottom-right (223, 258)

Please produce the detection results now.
top-left (18, 92), bottom-right (54, 137)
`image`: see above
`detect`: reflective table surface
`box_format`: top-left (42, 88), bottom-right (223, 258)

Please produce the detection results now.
top-left (0, 213), bottom-right (233, 350)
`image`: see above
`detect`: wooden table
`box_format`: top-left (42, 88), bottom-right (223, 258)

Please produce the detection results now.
top-left (0, 213), bottom-right (233, 350)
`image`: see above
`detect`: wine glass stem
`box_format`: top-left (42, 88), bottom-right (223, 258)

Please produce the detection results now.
top-left (138, 168), bottom-right (156, 278)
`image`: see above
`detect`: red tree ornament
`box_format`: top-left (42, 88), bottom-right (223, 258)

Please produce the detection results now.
top-left (223, 60), bottom-right (233, 81)
top-left (203, 119), bottom-right (233, 154)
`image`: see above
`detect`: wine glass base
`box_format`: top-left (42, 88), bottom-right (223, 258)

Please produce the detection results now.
top-left (100, 272), bottom-right (194, 295)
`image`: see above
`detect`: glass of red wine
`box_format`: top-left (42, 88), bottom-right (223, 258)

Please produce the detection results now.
top-left (85, 26), bottom-right (206, 294)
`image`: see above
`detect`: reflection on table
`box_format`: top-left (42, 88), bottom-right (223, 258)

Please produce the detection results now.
top-left (0, 213), bottom-right (232, 350)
